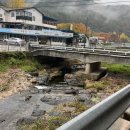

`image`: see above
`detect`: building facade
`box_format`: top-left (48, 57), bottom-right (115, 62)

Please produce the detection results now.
top-left (0, 6), bottom-right (73, 45)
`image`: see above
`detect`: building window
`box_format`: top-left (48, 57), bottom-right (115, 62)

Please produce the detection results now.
top-left (0, 18), bottom-right (3, 21)
top-left (0, 14), bottom-right (2, 17)
top-left (11, 12), bottom-right (15, 17)
top-left (28, 12), bottom-right (32, 17)
top-left (16, 11), bottom-right (20, 16)
top-left (32, 16), bottom-right (35, 21)
top-left (25, 12), bottom-right (28, 16)
top-left (16, 11), bottom-right (32, 21)
top-left (20, 11), bottom-right (24, 16)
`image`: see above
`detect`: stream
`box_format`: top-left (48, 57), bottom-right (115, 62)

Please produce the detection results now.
top-left (0, 63), bottom-right (92, 130)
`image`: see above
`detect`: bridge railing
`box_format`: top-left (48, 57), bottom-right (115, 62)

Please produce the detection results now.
top-left (56, 84), bottom-right (130, 130)
top-left (29, 44), bottom-right (130, 57)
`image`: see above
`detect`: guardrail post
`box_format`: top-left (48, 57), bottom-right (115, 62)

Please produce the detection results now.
top-left (7, 42), bottom-right (9, 52)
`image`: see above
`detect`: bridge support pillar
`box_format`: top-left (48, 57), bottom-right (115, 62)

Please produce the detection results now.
top-left (85, 62), bottom-right (101, 74)
top-left (85, 62), bottom-right (107, 80)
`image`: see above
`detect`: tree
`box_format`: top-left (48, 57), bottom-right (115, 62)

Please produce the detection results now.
top-left (109, 32), bottom-right (120, 43)
top-left (57, 23), bottom-right (87, 34)
top-left (7, 0), bottom-right (25, 8)
top-left (120, 33), bottom-right (129, 43)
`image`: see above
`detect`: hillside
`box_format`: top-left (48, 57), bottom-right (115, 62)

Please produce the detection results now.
top-left (1, 0), bottom-right (130, 35)
top-left (35, 3), bottom-right (130, 35)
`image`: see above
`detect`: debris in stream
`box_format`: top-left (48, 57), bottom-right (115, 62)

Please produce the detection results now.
top-left (24, 95), bottom-right (32, 101)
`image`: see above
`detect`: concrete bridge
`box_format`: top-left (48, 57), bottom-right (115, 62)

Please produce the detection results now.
top-left (30, 44), bottom-right (130, 64)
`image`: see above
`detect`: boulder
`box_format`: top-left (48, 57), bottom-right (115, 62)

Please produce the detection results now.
top-left (16, 117), bottom-right (37, 126)
top-left (30, 87), bottom-right (39, 94)
top-left (64, 71), bottom-right (87, 87)
top-left (40, 95), bottom-right (75, 105)
top-left (0, 119), bottom-right (5, 124)
top-left (24, 95), bottom-right (32, 101)
top-left (124, 107), bottom-right (130, 121)
top-left (37, 74), bottom-right (49, 85)
top-left (108, 118), bottom-right (130, 130)
top-left (31, 110), bottom-right (46, 117)
top-left (64, 88), bottom-right (79, 95)
top-left (29, 72), bottom-right (39, 77)
top-left (31, 78), bottom-right (37, 84)
top-left (40, 96), bottom-right (58, 105)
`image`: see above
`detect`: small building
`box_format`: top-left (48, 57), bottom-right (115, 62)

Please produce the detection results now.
top-left (0, 6), bottom-right (73, 45)
top-left (61, 30), bottom-right (89, 47)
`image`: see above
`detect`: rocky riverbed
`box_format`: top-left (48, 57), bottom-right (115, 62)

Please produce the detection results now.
top-left (0, 65), bottom-right (130, 130)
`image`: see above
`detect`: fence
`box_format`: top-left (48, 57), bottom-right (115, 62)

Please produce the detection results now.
top-left (0, 42), bottom-right (28, 52)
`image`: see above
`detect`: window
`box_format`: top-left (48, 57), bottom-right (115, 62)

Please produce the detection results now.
top-left (28, 12), bottom-right (32, 17)
top-left (25, 12), bottom-right (28, 16)
top-left (0, 18), bottom-right (3, 21)
top-left (16, 11), bottom-right (20, 16)
top-left (32, 16), bottom-right (35, 21)
top-left (11, 12), bottom-right (14, 17)
top-left (20, 11), bottom-right (24, 16)
top-left (16, 11), bottom-right (32, 21)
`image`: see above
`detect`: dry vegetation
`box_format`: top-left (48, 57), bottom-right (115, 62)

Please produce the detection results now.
top-left (18, 100), bottom-right (88, 130)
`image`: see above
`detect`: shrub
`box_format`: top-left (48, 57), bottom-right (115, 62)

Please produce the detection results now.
top-left (102, 63), bottom-right (130, 75)
top-left (86, 81), bottom-right (109, 91)
top-left (0, 52), bottom-right (42, 72)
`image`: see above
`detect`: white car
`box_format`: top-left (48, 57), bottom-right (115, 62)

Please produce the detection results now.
top-left (3, 38), bottom-right (26, 46)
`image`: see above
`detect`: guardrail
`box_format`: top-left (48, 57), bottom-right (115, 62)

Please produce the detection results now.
top-left (56, 84), bottom-right (130, 130)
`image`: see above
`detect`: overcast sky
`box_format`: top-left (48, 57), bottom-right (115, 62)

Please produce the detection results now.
top-left (97, 0), bottom-right (130, 5)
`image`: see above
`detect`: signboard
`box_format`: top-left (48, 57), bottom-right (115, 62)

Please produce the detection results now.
top-left (0, 28), bottom-right (73, 38)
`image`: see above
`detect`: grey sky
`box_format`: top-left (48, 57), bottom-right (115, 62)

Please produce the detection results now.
top-left (98, 0), bottom-right (130, 5)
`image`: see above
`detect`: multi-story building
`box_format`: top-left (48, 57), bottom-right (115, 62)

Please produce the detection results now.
top-left (0, 6), bottom-right (73, 45)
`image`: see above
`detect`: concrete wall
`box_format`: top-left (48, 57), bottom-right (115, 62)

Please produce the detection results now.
top-left (0, 8), bottom-right (6, 22)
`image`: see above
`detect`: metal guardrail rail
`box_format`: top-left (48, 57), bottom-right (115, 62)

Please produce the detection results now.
top-left (56, 84), bottom-right (130, 130)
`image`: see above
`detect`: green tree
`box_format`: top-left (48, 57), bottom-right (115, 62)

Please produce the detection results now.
top-left (120, 33), bottom-right (129, 43)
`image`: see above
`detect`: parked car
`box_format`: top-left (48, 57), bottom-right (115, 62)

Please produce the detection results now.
top-left (3, 38), bottom-right (26, 46)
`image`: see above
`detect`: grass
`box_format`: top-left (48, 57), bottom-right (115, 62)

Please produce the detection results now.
top-left (86, 81), bottom-right (109, 91)
top-left (0, 52), bottom-right (42, 72)
top-left (102, 63), bottom-right (130, 75)
top-left (18, 100), bottom-right (88, 130)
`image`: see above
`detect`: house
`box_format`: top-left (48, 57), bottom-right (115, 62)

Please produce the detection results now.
top-left (0, 6), bottom-right (73, 45)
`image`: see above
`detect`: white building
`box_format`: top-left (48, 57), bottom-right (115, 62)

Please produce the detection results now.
top-left (0, 6), bottom-right (73, 45)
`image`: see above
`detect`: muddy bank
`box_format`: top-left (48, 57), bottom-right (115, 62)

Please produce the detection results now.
top-left (0, 69), bottom-right (35, 100)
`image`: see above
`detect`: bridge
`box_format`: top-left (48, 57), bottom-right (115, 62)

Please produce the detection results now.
top-left (29, 44), bottom-right (130, 64)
